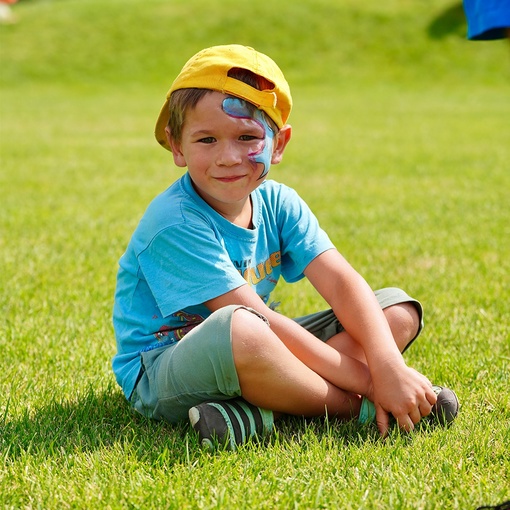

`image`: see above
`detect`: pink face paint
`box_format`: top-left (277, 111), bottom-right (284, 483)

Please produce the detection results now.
top-left (222, 97), bottom-right (275, 180)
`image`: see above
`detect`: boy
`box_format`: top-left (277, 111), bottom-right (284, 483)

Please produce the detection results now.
top-left (113, 44), bottom-right (458, 450)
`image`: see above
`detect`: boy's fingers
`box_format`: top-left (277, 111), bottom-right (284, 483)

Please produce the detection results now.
top-left (419, 400), bottom-right (434, 417)
top-left (417, 385), bottom-right (436, 418)
top-left (375, 406), bottom-right (390, 437)
top-left (426, 385), bottom-right (438, 406)
top-left (390, 411), bottom-right (416, 432)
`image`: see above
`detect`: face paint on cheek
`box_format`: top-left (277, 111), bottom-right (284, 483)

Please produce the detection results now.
top-left (222, 98), bottom-right (275, 180)
top-left (251, 109), bottom-right (275, 180)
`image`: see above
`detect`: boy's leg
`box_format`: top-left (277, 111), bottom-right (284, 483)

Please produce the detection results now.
top-left (325, 300), bottom-right (420, 364)
top-left (230, 307), bottom-right (361, 418)
top-left (174, 305), bottom-right (362, 449)
top-left (294, 287), bottom-right (424, 364)
top-left (191, 306), bottom-right (371, 449)
top-left (224, 287), bottom-right (423, 419)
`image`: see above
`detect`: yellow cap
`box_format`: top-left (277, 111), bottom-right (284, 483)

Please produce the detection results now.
top-left (155, 44), bottom-right (292, 151)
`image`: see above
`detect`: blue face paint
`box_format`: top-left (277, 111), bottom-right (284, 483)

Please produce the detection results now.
top-left (222, 97), bottom-right (275, 180)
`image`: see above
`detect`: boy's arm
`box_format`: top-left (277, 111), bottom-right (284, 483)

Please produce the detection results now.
top-left (303, 248), bottom-right (437, 435)
top-left (205, 286), bottom-right (374, 401)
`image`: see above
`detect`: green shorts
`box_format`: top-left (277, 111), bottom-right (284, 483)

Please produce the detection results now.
top-left (130, 287), bottom-right (423, 423)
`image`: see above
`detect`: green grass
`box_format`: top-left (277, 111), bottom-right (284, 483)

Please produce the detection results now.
top-left (1, 0), bottom-right (509, 508)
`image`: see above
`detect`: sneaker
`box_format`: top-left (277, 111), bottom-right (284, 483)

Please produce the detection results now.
top-left (429, 385), bottom-right (459, 425)
top-left (188, 398), bottom-right (274, 451)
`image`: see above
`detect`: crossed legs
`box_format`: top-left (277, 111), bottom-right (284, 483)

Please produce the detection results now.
top-left (231, 302), bottom-right (420, 419)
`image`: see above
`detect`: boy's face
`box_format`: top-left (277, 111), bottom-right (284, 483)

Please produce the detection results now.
top-left (166, 91), bottom-right (291, 216)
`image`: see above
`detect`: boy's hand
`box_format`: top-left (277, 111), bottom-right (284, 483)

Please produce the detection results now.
top-left (368, 358), bottom-right (438, 436)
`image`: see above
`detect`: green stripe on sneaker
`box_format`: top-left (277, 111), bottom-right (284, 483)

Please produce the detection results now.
top-left (208, 402), bottom-right (237, 449)
top-left (235, 400), bottom-right (273, 436)
top-left (358, 397), bottom-right (376, 424)
top-left (258, 407), bottom-right (274, 433)
top-left (235, 400), bottom-right (257, 439)
top-left (225, 402), bottom-right (247, 444)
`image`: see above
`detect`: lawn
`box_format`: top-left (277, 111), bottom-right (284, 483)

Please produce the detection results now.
top-left (1, 0), bottom-right (509, 508)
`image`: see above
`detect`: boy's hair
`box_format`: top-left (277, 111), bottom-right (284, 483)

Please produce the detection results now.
top-left (167, 68), bottom-right (279, 144)
top-left (155, 45), bottom-right (292, 151)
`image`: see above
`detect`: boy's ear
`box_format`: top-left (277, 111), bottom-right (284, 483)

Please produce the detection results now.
top-left (271, 124), bottom-right (292, 165)
top-left (165, 126), bottom-right (187, 167)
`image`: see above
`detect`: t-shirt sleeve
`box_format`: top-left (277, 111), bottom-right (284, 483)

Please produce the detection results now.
top-left (137, 219), bottom-right (247, 318)
top-left (276, 185), bottom-right (335, 283)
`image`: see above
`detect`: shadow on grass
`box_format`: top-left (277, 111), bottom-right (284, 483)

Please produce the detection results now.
top-left (273, 414), bottom-right (384, 449)
top-left (1, 384), bottom-right (194, 466)
top-left (427, 1), bottom-right (467, 39)
top-left (272, 413), bottom-right (455, 452)
top-left (2, 389), bottom-right (383, 462)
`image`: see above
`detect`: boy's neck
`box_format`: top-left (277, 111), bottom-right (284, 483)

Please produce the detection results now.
top-left (217, 197), bottom-right (253, 229)
top-left (189, 176), bottom-right (255, 229)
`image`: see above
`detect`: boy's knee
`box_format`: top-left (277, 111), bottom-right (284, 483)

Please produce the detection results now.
top-left (385, 302), bottom-right (421, 346)
top-left (231, 307), bottom-right (270, 342)
top-left (232, 305), bottom-right (268, 324)
top-left (231, 307), bottom-right (274, 364)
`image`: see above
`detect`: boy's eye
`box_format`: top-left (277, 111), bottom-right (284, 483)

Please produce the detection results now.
top-left (198, 137), bottom-right (216, 144)
top-left (239, 135), bottom-right (259, 141)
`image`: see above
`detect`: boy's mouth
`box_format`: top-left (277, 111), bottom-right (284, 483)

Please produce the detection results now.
top-left (215, 174), bottom-right (246, 183)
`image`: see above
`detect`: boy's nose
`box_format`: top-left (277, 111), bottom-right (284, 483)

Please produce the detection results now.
top-left (216, 142), bottom-right (243, 167)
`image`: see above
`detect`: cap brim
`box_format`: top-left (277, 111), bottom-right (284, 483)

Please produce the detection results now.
top-left (155, 97), bottom-right (172, 151)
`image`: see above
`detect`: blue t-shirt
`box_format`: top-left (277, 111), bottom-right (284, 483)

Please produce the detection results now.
top-left (112, 173), bottom-right (334, 398)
